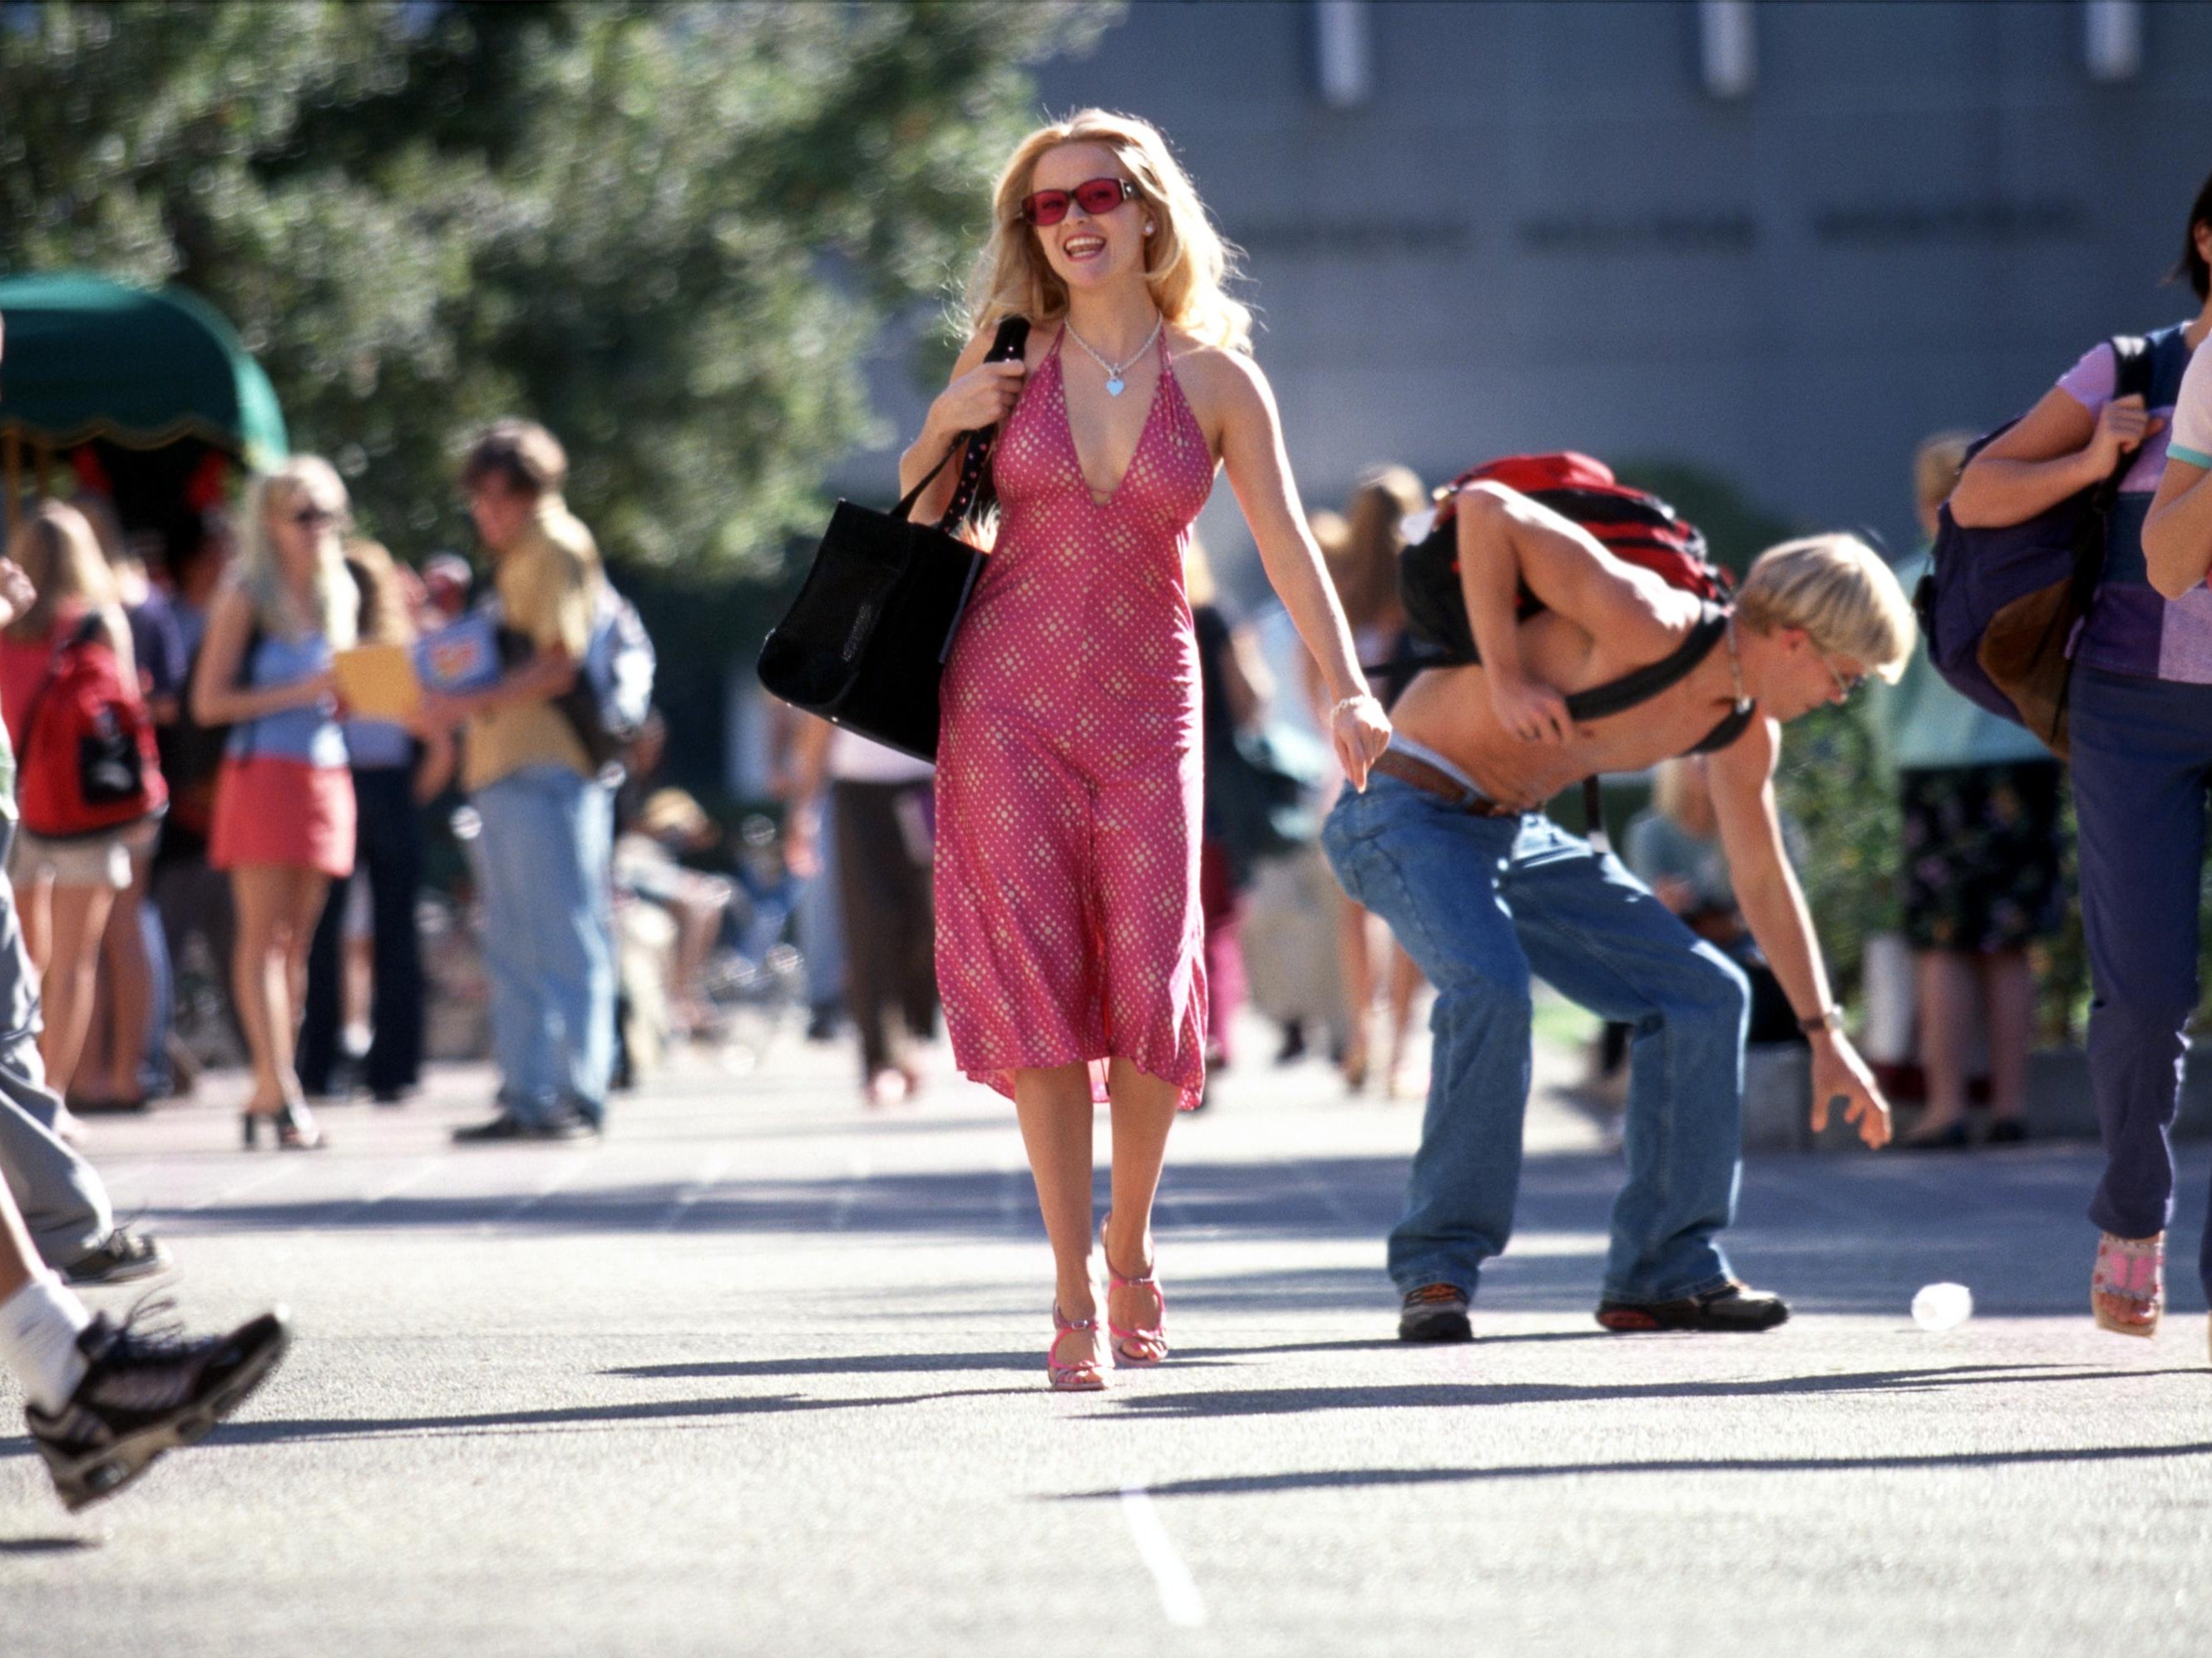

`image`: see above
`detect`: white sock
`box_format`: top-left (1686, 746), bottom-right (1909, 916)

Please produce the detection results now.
top-left (0, 1274), bottom-right (95, 1414)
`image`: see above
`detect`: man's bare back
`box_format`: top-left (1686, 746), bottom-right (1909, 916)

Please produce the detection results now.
top-left (1390, 569), bottom-right (1749, 811)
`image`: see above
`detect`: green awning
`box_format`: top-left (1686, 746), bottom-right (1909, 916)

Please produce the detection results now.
top-left (0, 273), bottom-right (288, 467)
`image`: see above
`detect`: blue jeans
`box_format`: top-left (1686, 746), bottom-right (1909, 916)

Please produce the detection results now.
top-left (1322, 776), bottom-right (1750, 1305)
top-left (2070, 667), bottom-right (2212, 1297)
top-left (473, 764), bottom-right (614, 1127)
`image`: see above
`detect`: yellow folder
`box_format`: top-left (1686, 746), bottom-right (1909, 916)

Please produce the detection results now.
top-left (331, 644), bottom-right (422, 722)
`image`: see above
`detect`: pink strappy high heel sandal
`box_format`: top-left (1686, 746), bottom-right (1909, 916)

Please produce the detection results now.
top-left (1098, 1212), bottom-right (1168, 1367)
top-left (1048, 1305), bottom-right (1108, 1391)
top-left (2091, 1231), bottom-right (2164, 1337)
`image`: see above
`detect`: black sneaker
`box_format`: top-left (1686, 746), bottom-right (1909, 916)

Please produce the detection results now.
top-left (452, 1112), bottom-right (533, 1144)
top-left (1398, 1283), bottom-right (1473, 1343)
top-left (64, 1226), bottom-right (172, 1287)
top-left (26, 1305), bottom-right (292, 1511)
top-left (1596, 1281), bottom-right (1790, 1333)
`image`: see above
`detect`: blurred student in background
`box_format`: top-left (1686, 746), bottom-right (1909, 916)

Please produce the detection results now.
top-left (192, 457), bottom-right (359, 1151)
top-left (0, 502), bottom-right (151, 1112)
top-left (786, 713), bottom-right (936, 1107)
top-left (1872, 432), bottom-right (2061, 1148)
top-left (1308, 466), bottom-right (1429, 1097)
top-left (298, 540), bottom-right (450, 1105)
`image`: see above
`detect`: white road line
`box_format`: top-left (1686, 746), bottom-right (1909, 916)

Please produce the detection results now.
top-left (334, 1157), bottom-right (444, 1221)
top-left (181, 1162), bottom-right (300, 1213)
top-left (1118, 1483), bottom-right (1206, 1628)
top-left (828, 1149), bottom-right (873, 1231)
top-left (657, 1151), bottom-right (731, 1233)
top-left (477, 1153), bottom-right (591, 1233)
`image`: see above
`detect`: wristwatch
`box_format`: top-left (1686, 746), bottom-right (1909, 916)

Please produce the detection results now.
top-left (1797, 1005), bottom-right (1844, 1035)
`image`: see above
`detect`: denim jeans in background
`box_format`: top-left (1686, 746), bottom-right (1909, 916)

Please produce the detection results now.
top-left (1322, 774), bottom-right (1750, 1305)
top-left (2068, 666), bottom-right (2212, 1298)
top-left (472, 763), bottom-right (615, 1127)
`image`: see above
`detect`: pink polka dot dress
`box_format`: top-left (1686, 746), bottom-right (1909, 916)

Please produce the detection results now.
top-left (935, 328), bottom-right (1216, 1111)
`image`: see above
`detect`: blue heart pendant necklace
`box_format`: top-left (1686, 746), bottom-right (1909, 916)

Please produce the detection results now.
top-left (1064, 313), bottom-right (1163, 397)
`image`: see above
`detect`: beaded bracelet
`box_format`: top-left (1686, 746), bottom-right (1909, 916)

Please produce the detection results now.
top-left (1330, 693), bottom-right (1381, 719)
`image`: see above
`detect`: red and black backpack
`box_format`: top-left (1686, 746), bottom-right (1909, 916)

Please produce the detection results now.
top-left (17, 614), bottom-right (167, 841)
top-left (1400, 452), bottom-right (1729, 664)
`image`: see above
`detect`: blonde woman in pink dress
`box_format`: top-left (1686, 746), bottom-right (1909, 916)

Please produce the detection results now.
top-left (902, 111), bottom-right (1392, 1390)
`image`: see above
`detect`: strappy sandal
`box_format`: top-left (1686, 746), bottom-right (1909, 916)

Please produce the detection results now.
top-left (1047, 1306), bottom-right (1107, 1392)
top-left (2091, 1231), bottom-right (2164, 1337)
top-left (1098, 1211), bottom-right (1168, 1366)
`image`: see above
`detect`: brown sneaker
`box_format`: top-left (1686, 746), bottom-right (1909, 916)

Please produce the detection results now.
top-left (1397, 1283), bottom-right (1472, 1343)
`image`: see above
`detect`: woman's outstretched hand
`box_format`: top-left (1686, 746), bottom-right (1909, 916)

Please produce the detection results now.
top-left (1331, 693), bottom-right (1393, 792)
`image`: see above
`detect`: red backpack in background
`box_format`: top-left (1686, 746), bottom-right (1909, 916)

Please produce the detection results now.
top-left (1401, 452), bottom-right (1728, 663)
top-left (17, 614), bottom-right (166, 840)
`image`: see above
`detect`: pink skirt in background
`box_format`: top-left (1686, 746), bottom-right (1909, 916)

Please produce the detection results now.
top-left (208, 757), bottom-right (356, 878)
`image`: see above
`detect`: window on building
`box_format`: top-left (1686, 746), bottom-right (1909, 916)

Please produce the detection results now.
top-left (1698, 0), bottom-right (1756, 100)
top-left (2085, 0), bottom-right (2143, 82)
top-left (1313, 0), bottom-right (1373, 110)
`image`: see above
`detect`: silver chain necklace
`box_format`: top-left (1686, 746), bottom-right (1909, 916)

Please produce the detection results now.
top-left (1063, 313), bottom-right (1163, 397)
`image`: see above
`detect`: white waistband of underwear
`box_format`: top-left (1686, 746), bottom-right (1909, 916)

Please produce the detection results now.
top-left (1386, 735), bottom-right (1486, 799)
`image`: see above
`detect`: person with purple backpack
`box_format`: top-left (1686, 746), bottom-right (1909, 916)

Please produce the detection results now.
top-left (1950, 167), bottom-right (2212, 1352)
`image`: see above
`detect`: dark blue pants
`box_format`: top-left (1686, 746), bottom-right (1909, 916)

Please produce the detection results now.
top-left (2070, 667), bottom-right (2212, 1296)
top-left (299, 766), bottom-right (425, 1097)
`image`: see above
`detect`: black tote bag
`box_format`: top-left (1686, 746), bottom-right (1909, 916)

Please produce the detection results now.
top-left (758, 317), bottom-right (1030, 762)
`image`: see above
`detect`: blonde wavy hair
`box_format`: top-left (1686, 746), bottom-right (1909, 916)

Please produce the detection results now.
top-left (1736, 533), bottom-right (1915, 683)
top-left (965, 109), bottom-right (1252, 353)
top-left (2, 498), bottom-right (131, 689)
top-left (1332, 465), bottom-right (1425, 632)
top-left (236, 456), bottom-right (359, 649)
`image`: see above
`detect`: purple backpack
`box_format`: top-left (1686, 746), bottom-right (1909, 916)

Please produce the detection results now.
top-left (1913, 335), bottom-right (2150, 758)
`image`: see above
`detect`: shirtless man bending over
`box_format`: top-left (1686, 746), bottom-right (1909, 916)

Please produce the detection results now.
top-left (1320, 481), bottom-right (1913, 1341)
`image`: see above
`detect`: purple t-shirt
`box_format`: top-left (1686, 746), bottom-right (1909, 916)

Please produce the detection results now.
top-left (2056, 341), bottom-right (2184, 496)
top-left (2058, 326), bottom-right (2210, 683)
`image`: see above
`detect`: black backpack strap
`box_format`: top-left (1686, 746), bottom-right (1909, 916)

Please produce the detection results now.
top-left (2109, 333), bottom-right (2153, 404)
top-left (1561, 604), bottom-right (1731, 722)
top-left (2086, 333), bottom-right (2156, 514)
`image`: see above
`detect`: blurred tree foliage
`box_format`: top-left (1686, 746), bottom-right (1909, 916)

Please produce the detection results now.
top-left (0, 0), bottom-right (1111, 575)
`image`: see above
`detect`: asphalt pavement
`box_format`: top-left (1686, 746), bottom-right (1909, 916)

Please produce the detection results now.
top-left (2, 1019), bottom-right (2209, 1657)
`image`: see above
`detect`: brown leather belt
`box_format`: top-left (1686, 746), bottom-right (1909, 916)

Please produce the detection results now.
top-left (1370, 750), bottom-right (1523, 818)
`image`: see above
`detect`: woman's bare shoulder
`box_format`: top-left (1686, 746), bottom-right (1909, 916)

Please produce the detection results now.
top-left (1168, 336), bottom-right (1270, 440)
top-left (1168, 333), bottom-right (1260, 387)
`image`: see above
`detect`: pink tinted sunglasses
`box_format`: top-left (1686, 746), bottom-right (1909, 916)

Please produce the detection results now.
top-left (1020, 176), bottom-right (1140, 227)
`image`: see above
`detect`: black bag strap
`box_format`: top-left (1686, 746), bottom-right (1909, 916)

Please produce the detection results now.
top-left (1560, 604), bottom-right (1731, 723)
top-left (2091, 334), bottom-right (2154, 510)
top-left (891, 316), bottom-right (1032, 530)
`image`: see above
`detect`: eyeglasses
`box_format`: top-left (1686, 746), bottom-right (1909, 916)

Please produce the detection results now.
top-left (1020, 176), bottom-right (1140, 227)
top-left (1817, 649), bottom-right (1867, 702)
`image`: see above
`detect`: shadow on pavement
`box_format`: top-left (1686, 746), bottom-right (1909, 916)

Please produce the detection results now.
top-left (609, 1351), bottom-right (1237, 1379)
top-left (1094, 1364), bottom-right (2207, 1419)
top-left (1064, 1438), bottom-right (2212, 1499)
top-left (146, 1142), bottom-right (2210, 1319)
top-left (0, 1387), bottom-right (1037, 1458)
